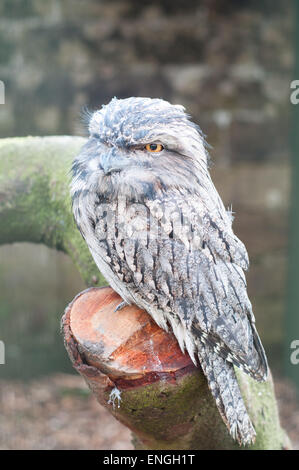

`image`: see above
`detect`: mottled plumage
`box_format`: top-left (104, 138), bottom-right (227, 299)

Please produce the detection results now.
top-left (71, 97), bottom-right (268, 445)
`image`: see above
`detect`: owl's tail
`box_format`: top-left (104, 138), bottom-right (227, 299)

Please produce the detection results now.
top-left (197, 342), bottom-right (256, 446)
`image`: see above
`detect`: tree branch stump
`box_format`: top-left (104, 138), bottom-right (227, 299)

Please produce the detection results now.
top-left (62, 286), bottom-right (290, 450)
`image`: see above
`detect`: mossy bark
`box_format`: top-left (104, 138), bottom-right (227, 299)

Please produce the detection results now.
top-left (0, 136), bottom-right (105, 286)
top-left (0, 137), bottom-right (291, 450)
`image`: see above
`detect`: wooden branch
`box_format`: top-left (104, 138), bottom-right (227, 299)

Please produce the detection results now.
top-left (0, 136), bottom-right (104, 286)
top-left (62, 286), bottom-right (291, 450)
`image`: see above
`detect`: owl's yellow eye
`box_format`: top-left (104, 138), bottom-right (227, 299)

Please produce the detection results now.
top-left (145, 143), bottom-right (164, 153)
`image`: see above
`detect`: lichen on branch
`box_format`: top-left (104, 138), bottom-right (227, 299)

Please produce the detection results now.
top-left (0, 136), bottom-right (106, 286)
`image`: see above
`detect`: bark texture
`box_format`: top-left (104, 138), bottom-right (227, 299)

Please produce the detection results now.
top-left (62, 286), bottom-right (290, 450)
top-left (0, 136), bottom-right (104, 286)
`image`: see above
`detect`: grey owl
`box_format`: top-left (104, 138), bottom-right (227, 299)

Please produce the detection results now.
top-left (71, 97), bottom-right (268, 445)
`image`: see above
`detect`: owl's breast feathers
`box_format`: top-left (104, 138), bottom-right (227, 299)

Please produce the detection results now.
top-left (72, 180), bottom-right (268, 384)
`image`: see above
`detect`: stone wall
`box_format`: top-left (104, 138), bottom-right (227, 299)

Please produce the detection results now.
top-left (0, 0), bottom-right (293, 372)
top-left (0, 0), bottom-right (292, 164)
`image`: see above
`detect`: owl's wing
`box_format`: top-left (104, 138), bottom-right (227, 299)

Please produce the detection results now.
top-left (95, 189), bottom-right (268, 381)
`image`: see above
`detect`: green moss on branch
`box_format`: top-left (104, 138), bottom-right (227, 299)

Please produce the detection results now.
top-left (0, 136), bottom-right (105, 286)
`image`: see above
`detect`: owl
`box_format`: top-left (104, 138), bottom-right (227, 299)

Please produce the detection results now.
top-left (71, 97), bottom-right (268, 445)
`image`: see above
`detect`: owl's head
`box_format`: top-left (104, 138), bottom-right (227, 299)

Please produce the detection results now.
top-left (72, 97), bottom-right (209, 200)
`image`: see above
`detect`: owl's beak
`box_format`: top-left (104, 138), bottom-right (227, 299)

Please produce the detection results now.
top-left (101, 148), bottom-right (128, 175)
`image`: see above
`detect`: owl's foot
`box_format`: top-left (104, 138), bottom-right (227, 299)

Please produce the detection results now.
top-left (114, 300), bottom-right (130, 312)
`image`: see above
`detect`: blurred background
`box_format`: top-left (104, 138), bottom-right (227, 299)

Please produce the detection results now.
top-left (0, 0), bottom-right (298, 449)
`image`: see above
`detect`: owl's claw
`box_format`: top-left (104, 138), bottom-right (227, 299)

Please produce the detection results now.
top-left (114, 300), bottom-right (129, 312)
